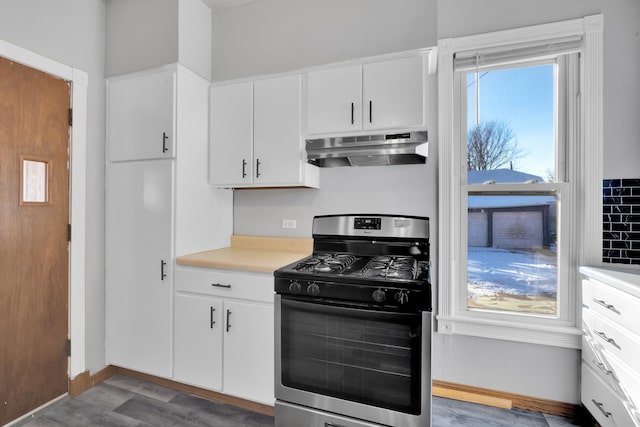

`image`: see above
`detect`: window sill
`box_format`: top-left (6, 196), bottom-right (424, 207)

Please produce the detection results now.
top-left (436, 315), bottom-right (582, 349)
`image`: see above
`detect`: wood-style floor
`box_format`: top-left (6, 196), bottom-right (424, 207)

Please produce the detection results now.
top-left (11, 374), bottom-right (585, 426)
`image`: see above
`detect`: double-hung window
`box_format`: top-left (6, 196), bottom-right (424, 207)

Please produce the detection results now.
top-left (437, 16), bottom-right (603, 348)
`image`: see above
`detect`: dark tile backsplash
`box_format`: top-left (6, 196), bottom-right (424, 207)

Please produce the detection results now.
top-left (603, 179), bottom-right (640, 265)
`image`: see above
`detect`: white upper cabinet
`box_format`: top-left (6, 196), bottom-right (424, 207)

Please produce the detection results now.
top-left (307, 65), bottom-right (362, 134)
top-left (210, 74), bottom-right (318, 188)
top-left (108, 70), bottom-right (176, 161)
top-left (362, 55), bottom-right (425, 131)
top-left (307, 55), bottom-right (427, 135)
top-left (209, 81), bottom-right (253, 186)
top-left (254, 74), bottom-right (304, 186)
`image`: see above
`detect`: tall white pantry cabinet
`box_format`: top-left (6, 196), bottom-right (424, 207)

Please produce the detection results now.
top-left (105, 64), bottom-right (232, 378)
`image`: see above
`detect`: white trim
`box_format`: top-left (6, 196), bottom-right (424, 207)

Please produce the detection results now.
top-left (437, 15), bottom-right (603, 348)
top-left (0, 39), bottom-right (88, 377)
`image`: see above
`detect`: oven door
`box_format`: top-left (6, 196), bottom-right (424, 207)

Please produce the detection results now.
top-left (275, 295), bottom-right (431, 427)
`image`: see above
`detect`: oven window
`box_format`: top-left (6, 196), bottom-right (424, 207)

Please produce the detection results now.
top-left (280, 297), bottom-right (422, 414)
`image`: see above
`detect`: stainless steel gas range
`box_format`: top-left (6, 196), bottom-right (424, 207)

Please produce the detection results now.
top-left (274, 214), bottom-right (432, 427)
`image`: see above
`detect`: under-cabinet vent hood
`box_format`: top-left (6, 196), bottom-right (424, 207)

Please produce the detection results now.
top-left (306, 131), bottom-right (428, 167)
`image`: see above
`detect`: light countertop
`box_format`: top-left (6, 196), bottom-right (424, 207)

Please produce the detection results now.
top-left (579, 265), bottom-right (640, 298)
top-left (175, 234), bottom-right (312, 273)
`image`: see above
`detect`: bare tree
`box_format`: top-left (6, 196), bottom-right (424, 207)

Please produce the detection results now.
top-left (467, 120), bottom-right (521, 171)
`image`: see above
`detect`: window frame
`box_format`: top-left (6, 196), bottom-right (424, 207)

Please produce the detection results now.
top-left (437, 15), bottom-right (603, 348)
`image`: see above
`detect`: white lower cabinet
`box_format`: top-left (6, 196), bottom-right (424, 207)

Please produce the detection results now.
top-left (581, 268), bottom-right (640, 427)
top-left (173, 266), bottom-right (275, 405)
top-left (223, 300), bottom-right (274, 404)
top-left (174, 294), bottom-right (223, 391)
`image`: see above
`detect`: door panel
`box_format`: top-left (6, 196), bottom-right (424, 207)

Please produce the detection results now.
top-left (307, 65), bottom-right (362, 134)
top-left (105, 160), bottom-right (173, 377)
top-left (253, 74), bottom-right (302, 185)
top-left (0, 56), bottom-right (70, 424)
top-left (108, 70), bottom-right (176, 161)
top-left (209, 82), bottom-right (253, 186)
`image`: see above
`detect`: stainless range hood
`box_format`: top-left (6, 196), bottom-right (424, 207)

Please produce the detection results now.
top-left (306, 131), bottom-right (428, 167)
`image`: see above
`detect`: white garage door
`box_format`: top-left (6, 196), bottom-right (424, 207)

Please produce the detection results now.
top-left (493, 211), bottom-right (543, 249)
top-left (468, 211), bottom-right (489, 247)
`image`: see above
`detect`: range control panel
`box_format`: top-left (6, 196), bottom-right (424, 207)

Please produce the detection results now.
top-left (354, 217), bottom-right (381, 230)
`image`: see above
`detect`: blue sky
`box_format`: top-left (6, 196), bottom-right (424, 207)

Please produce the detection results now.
top-left (467, 64), bottom-right (555, 180)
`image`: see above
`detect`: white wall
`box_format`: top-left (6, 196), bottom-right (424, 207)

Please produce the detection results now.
top-left (179, 0), bottom-right (212, 80)
top-left (106, 0), bottom-right (212, 80)
top-left (211, 0), bottom-right (436, 81)
top-left (106, 0), bottom-right (179, 77)
top-left (214, 0), bottom-right (640, 404)
top-left (0, 0), bottom-right (106, 375)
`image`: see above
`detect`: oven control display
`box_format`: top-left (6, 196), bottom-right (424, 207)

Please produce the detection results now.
top-left (354, 217), bottom-right (381, 230)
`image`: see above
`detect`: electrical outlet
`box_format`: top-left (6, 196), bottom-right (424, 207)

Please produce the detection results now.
top-left (282, 219), bottom-right (297, 229)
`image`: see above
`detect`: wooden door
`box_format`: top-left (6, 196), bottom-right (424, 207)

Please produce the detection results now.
top-left (0, 57), bottom-right (70, 424)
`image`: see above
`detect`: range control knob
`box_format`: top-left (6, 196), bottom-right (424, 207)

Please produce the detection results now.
top-left (307, 283), bottom-right (320, 296)
top-left (394, 290), bottom-right (409, 305)
top-left (372, 288), bottom-right (387, 303)
top-left (289, 281), bottom-right (302, 294)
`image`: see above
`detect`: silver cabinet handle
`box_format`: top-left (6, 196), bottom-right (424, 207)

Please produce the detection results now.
top-left (594, 330), bottom-right (621, 350)
top-left (593, 298), bottom-right (620, 314)
top-left (350, 102), bottom-right (354, 125)
top-left (368, 100), bottom-right (372, 123)
top-left (592, 360), bottom-right (613, 376)
top-left (211, 282), bottom-right (231, 289)
top-left (226, 309), bottom-right (232, 332)
top-left (256, 158), bottom-right (261, 178)
top-left (242, 159), bottom-right (247, 178)
top-left (591, 399), bottom-right (612, 418)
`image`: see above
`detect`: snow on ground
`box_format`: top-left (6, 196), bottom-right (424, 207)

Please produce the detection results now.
top-left (467, 247), bottom-right (557, 297)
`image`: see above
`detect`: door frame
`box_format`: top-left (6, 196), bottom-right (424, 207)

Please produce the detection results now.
top-left (0, 39), bottom-right (88, 378)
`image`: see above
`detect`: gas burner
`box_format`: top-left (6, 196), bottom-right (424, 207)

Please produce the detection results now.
top-left (294, 253), bottom-right (359, 274)
top-left (360, 256), bottom-right (418, 280)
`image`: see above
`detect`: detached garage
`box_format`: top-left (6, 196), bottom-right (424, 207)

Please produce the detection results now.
top-left (467, 169), bottom-right (556, 249)
top-left (468, 204), bottom-right (553, 249)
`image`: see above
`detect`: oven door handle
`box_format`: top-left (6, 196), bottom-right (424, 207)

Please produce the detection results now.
top-left (281, 295), bottom-right (422, 322)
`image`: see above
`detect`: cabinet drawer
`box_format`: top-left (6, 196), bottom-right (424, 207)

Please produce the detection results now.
top-left (582, 362), bottom-right (638, 427)
top-left (583, 309), bottom-right (640, 374)
top-left (583, 335), bottom-right (622, 392)
top-left (175, 266), bottom-right (274, 303)
top-left (583, 279), bottom-right (640, 334)
top-left (608, 351), bottom-right (640, 412)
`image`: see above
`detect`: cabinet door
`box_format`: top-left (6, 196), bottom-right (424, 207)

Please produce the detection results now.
top-left (223, 300), bottom-right (274, 404)
top-left (210, 82), bottom-right (253, 186)
top-left (174, 294), bottom-right (223, 391)
top-left (307, 65), bottom-right (362, 134)
top-left (105, 160), bottom-right (173, 377)
top-left (362, 56), bottom-right (425, 131)
top-left (254, 75), bottom-right (303, 186)
top-left (108, 70), bottom-right (176, 161)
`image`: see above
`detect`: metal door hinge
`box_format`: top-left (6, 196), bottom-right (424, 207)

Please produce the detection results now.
top-left (69, 108), bottom-right (73, 126)
top-left (67, 338), bottom-right (71, 357)
top-left (68, 224), bottom-right (71, 242)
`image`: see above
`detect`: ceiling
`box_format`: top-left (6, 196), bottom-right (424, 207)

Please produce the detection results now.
top-left (201, 0), bottom-right (255, 10)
